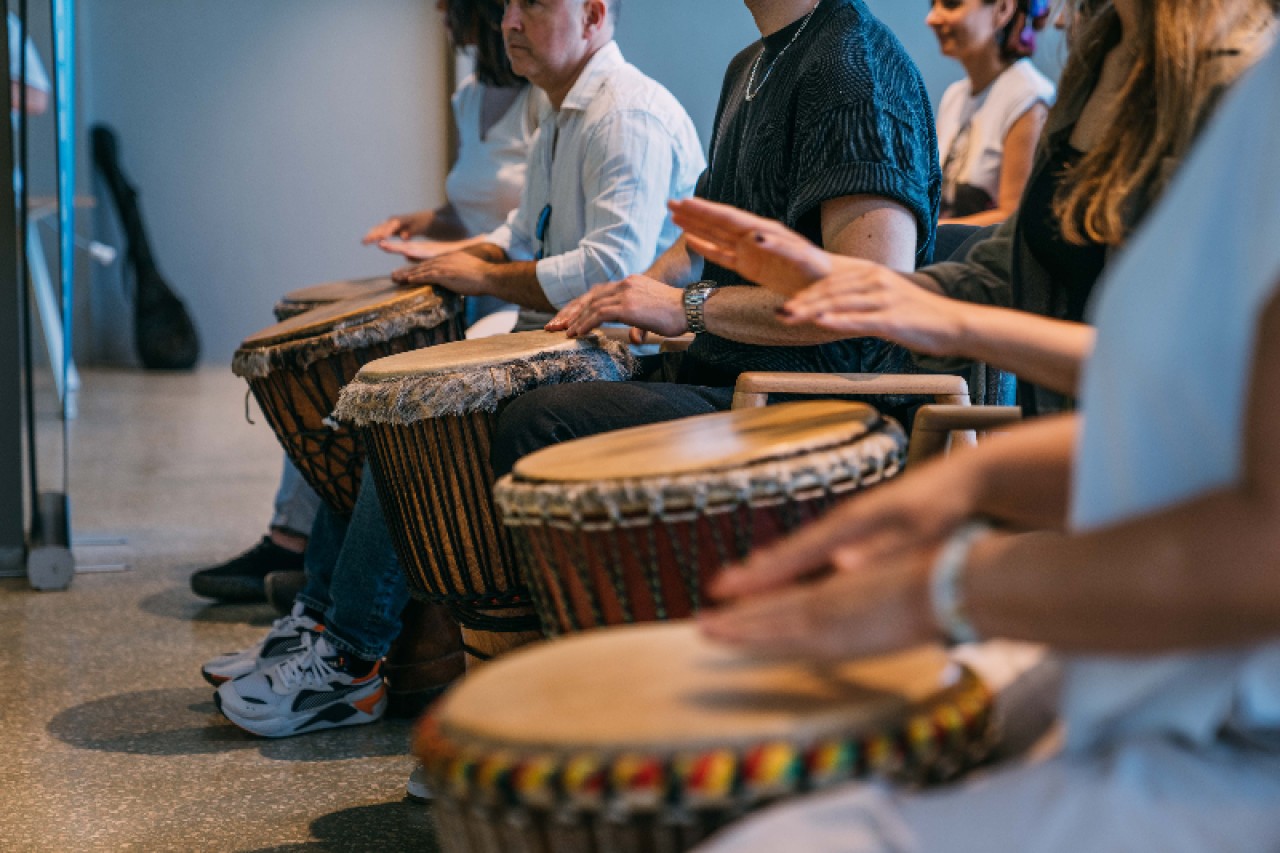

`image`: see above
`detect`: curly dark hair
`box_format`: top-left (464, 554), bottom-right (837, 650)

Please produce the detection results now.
top-left (447, 0), bottom-right (523, 89)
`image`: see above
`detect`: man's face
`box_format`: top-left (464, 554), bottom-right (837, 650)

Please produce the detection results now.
top-left (502, 0), bottom-right (591, 92)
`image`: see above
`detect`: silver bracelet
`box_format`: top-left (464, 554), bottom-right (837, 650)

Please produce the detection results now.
top-left (929, 521), bottom-right (990, 646)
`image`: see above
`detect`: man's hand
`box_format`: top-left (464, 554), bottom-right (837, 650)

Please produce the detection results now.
top-left (363, 211), bottom-right (434, 245)
top-left (391, 252), bottom-right (493, 296)
top-left (545, 275), bottom-right (688, 338)
top-left (668, 197), bottom-right (834, 297)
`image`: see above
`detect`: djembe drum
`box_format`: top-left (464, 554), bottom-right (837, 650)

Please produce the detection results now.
top-left (272, 275), bottom-right (388, 321)
top-left (415, 622), bottom-right (995, 852)
top-left (494, 401), bottom-right (906, 635)
top-left (233, 282), bottom-right (463, 515)
top-left (332, 330), bottom-right (635, 665)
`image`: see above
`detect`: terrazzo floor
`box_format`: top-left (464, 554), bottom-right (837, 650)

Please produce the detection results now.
top-left (0, 368), bottom-right (438, 852)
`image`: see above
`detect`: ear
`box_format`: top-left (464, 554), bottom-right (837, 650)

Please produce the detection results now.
top-left (993, 0), bottom-right (1019, 29)
top-left (582, 0), bottom-right (608, 38)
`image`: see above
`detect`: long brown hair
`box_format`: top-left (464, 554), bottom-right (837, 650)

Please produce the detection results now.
top-left (447, 0), bottom-right (524, 89)
top-left (1054, 0), bottom-right (1276, 245)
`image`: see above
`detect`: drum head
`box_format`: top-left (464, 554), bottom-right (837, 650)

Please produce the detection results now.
top-left (355, 330), bottom-right (590, 380)
top-left (436, 621), bottom-right (952, 753)
top-left (241, 282), bottom-right (441, 348)
top-left (514, 401), bottom-right (881, 483)
top-left (278, 276), bottom-right (388, 307)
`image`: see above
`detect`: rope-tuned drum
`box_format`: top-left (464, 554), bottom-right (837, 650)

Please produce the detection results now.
top-left (233, 282), bottom-right (463, 515)
top-left (332, 330), bottom-right (636, 663)
top-left (494, 401), bottom-right (906, 635)
top-left (415, 622), bottom-right (995, 852)
top-left (271, 276), bottom-right (390, 321)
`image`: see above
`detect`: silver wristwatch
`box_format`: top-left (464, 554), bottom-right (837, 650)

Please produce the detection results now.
top-left (683, 281), bottom-right (718, 334)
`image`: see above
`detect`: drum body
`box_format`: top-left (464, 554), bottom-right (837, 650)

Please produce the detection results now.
top-left (415, 622), bottom-right (994, 853)
top-left (233, 283), bottom-right (463, 515)
top-left (333, 331), bottom-right (636, 662)
top-left (495, 401), bottom-right (906, 634)
top-left (272, 276), bottom-right (389, 321)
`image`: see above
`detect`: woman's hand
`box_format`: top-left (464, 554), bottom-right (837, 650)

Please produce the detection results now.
top-left (778, 263), bottom-right (968, 358)
top-left (377, 238), bottom-right (450, 261)
top-left (362, 210), bottom-right (434, 244)
top-left (668, 197), bottom-right (834, 297)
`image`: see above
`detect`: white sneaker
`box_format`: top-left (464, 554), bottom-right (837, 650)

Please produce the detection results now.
top-left (215, 632), bottom-right (386, 738)
top-left (200, 602), bottom-right (319, 685)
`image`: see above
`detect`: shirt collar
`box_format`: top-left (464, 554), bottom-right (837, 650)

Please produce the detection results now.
top-left (558, 41), bottom-right (624, 113)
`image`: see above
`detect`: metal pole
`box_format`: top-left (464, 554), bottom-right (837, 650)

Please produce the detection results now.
top-left (0, 7), bottom-right (27, 575)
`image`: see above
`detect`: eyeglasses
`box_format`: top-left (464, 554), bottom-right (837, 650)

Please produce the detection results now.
top-left (535, 203), bottom-right (552, 261)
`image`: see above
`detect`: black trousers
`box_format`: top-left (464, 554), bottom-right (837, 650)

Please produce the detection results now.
top-left (490, 354), bottom-right (735, 478)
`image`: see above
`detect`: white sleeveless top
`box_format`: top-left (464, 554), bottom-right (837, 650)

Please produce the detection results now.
top-left (935, 59), bottom-right (1054, 216)
top-left (445, 75), bottom-right (541, 237)
top-left (1064, 41), bottom-right (1280, 752)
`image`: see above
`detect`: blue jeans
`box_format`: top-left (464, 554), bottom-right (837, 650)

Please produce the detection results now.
top-left (270, 457), bottom-right (322, 539)
top-left (296, 463), bottom-right (409, 662)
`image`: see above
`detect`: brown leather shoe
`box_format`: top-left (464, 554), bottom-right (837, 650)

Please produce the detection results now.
top-left (385, 600), bottom-right (466, 718)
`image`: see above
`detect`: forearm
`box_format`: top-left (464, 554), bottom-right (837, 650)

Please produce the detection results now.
top-left (482, 261), bottom-right (555, 313)
top-left (463, 242), bottom-right (510, 264)
top-left (646, 235), bottom-right (703, 287)
top-left (704, 287), bottom-right (850, 346)
top-left (952, 305), bottom-right (1094, 395)
top-left (967, 488), bottom-right (1280, 653)
top-left (959, 413), bottom-right (1077, 530)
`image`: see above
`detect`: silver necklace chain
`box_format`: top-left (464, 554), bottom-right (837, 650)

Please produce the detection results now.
top-left (745, 0), bottom-right (822, 102)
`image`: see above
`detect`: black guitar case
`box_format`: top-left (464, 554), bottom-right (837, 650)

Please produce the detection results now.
top-left (91, 124), bottom-right (200, 370)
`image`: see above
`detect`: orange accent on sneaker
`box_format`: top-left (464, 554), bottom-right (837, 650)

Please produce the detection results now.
top-left (353, 686), bottom-right (386, 716)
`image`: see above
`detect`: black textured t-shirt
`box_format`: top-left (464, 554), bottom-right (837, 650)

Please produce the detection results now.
top-left (684, 0), bottom-right (941, 382)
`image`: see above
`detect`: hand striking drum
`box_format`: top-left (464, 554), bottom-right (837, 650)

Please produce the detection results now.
top-left (232, 281), bottom-right (463, 515)
top-left (332, 330), bottom-right (636, 666)
top-left (495, 401), bottom-right (906, 634)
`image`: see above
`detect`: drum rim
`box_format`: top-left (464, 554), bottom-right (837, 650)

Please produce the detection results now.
top-left (415, 627), bottom-right (993, 814)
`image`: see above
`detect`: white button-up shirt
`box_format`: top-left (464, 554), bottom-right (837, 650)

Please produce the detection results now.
top-left (487, 42), bottom-right (705, 322)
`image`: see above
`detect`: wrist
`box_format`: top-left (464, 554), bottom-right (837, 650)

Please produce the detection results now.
top-left (929, 521), bottom-right (991, 646)
top-left (683, 280), bottom-right (719, 334)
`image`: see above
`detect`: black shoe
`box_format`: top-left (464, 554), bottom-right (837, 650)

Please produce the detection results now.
top-left (190, 537), bottom-right (304, 603)
top-left (264, 569), bottom-right (307, 616)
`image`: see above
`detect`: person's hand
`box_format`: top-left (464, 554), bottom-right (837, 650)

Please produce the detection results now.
top-left (377, 238), bottom-right (451, 262)
top-left (391, 251), bottom-right (491, 296)
top-left (668, 197), bottom-right (834, 297)
top-left (363, 210), bottom-right (434, 245)
top-left (698, 542), bottom-right (939, 660)
top-left (777, 263), bottom-right (966, 357)
top-left (544, 275), bottom-right (688, 339)
top-left (699, 456), bottom-right (980, 658)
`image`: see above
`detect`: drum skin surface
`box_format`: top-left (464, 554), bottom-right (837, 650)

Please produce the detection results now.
top-left (355, 329), bottom-right (591, 380)
top-left (272, 276), bottom-right (389, 321)
top-left (416, 622), bottom-right (994, 853)
top-left (513, 399), bottom-right (883, 483)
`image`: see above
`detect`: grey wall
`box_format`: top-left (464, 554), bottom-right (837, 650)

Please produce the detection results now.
top-left (79, 1), bottom-right (451, 366)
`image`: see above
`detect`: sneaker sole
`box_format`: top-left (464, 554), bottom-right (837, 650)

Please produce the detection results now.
top-left (214, 685), bottom-right (387, 739)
